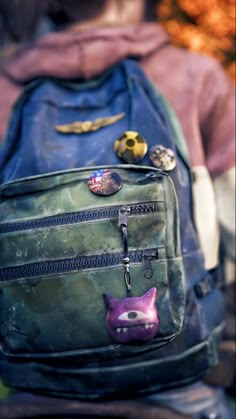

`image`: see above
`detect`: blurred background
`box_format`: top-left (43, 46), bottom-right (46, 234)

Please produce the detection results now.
top-left (157, 0), bottom-right (235, 83)
top-left (0, 0), bottom-right (235, 82)
top-left (0, 0), bottom-right (235, 402)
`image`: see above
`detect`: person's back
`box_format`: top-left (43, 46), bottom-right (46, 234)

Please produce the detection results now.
top-left (0, 1), bottom-right (235, 418)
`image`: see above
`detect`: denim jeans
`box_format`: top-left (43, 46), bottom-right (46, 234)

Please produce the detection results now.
top-left (145, 381), bottom-right (235, 419)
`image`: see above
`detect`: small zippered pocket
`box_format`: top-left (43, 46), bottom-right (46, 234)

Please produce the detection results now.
top-left (0, 201), bottom-right (163, 235)
top-left (0, 201), bottom-right (167, 276)
top-left (0, 201), bottom-right (165, 283)
top-left (0, 247), bottom-right (161, 282)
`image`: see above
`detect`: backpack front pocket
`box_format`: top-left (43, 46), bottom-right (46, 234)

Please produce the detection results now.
top-left (0, 166), bottom-right (185, 358)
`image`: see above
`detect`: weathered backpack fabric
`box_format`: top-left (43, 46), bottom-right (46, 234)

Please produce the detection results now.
top-left (0, 60), bottom-right (225, 399)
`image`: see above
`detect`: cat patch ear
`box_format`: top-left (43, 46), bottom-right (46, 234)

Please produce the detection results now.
top-left (143, 287), bottom-right (157, 305)
top-left (103, 293), bottom-right (120, 308)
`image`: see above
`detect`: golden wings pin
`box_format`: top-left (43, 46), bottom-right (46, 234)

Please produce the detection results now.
top-left (54, 112), bottom-right (125, 134)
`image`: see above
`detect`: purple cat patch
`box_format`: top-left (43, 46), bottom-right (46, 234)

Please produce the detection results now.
top-left (103, 287), bottom-right (159, 344)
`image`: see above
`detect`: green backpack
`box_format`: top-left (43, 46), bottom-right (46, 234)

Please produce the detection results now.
top-left (0, 60), bottom-right (224, 399)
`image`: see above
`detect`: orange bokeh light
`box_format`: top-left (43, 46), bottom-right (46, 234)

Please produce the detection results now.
top-left (157, 0), bottom-right (236, 83)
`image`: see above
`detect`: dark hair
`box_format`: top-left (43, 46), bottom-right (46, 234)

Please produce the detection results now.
top-left (48, 0), bottom-right (158, 25)
top-left (0, 0), bottom-right (48, 41)
top-left (0, 0), bottom-right (159, 42)
top-left (48, 0), bottom-right (108, 25)
top-left (145, 0), bottom-right (158, 21)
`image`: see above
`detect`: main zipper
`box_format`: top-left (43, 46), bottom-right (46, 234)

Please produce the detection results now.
top-left (0, 202), bottom-right (163, 234)
top-left (0, 248), bottom-right (159, 282)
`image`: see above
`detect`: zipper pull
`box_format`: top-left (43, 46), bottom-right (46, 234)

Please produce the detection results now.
top-left (123, 258), bottom-right (132, 295)
top-left (118, 206), bottom-right (131, 259)
top-left (119, 206), bottom-right (132, 295)
top-left (118, 206), bottom-right (131, 230)
top-left (143, 249), bottom-right (157, 279)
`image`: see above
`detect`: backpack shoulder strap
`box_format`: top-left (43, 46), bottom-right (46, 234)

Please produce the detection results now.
top-left (121, 59), bottom-right (192, 171)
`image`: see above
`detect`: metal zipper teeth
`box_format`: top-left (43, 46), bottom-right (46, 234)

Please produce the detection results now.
top-left (0, 202), bottom-right (162, 234)
top-left (0, 249), bottom-right (156, 282)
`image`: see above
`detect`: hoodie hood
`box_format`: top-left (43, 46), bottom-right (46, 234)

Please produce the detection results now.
top-left (3, 23), bottom-right (169, 83)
